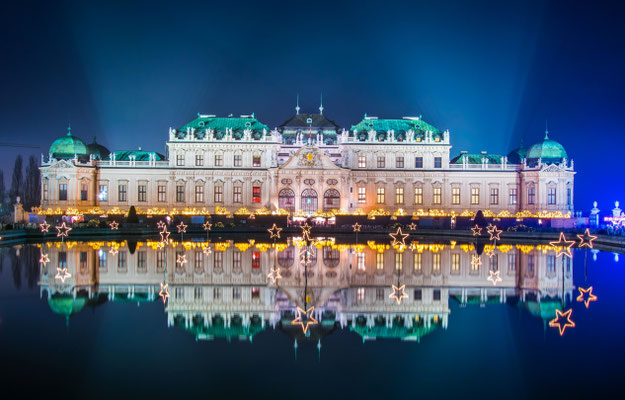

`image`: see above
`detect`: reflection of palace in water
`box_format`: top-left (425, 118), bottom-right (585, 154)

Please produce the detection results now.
top-left (38, 237), bottom-right (574, 342)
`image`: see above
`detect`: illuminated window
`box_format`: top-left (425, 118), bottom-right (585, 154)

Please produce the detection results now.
top-left (138, 184), bottom-right (146, 202)
top-left (252, 252), bottom-right (260, 269)
top-left (234, 154), bottom-right (242, 167)
top-left (377, 187), bottom-right (385, 204)
top-left (548, 188), bottom-right (557, 205)
top-left (214, 154), bottom-right (223, 167)
top-left (414, 187), bottom-right (423, 205)
top-left (357, 287), bottom-right (365, 303)
top-left (377, 156), bottom-right (385, 168)
top-left (528, 187), bottom-right (536, 204)
top-left (395, 187), bottom-right (404, 204)
top-left (176, 185), bottom-right (184, 202)
top-left (253, 186), bottom-right (261, 203)
top-left (414, 253), bottom-right (422, 274)
top-left (376, 253), bottom-right (384, 270)
top-left (396, 156), bottom-right (404, 168)
top-left (433, 187), bottom-right (442, 205)
top-left (395, 252), bottom-right (403, 271)
top-left (490, 188), bottom-right (499, 205)
top-left (98, 184), bottom-right (108, 201)
top-left (176, 154), bottom-right (184, 166)
top-left (98, 251), bottom-right (107, 270)
top-left (357, 253), bottom-right (366, 271)
top-left (471, 187), bottom-right (480, 205)
top-left (509, 188), bottom-right (517, 205)
top-left (358, 187), bottom-right (366, 203)
top-left (252, 287), bottom-right (260, 301)
top-left (233, 186), bottom-right (242, 203)
top-left (80, 183), bottom-right (88, 201)
top-left (58, 183), bottom-right (68, 201)
top-left (415, 157), bottom-right (423, 168)
top-left (434, 157), bottom-right (442, 168)
top-left (158, 185), bottom-right (166, 202)
top-left (432, 253), bottom-right (441, 273)
top-left (118, 184), bottom-right (127, 202)
top-left (214, 186), bottom-right (223, 203)
top-left (451, 253), bottom-right (460, 273)
top-left (358, 155), bottom-right (366, 168)
top-left (253, 155), bottom-right (261, 167)
top-left (195, 185), bottom-right (204, 203)
top-left (233, 252), bottom-right (241, 272)
top-left (452, 187), bottom-right (460, 205)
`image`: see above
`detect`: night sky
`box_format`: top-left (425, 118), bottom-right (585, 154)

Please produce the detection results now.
top-left (1, 0), bottom-right (623, 211)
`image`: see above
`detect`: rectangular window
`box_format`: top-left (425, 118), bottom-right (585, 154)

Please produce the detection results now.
top-left (234, 154), bottom-right (242, 167)
top-left (395, 187), bottom-right (404, 204)
top-left (233, 186), bottom-right (242, 203)
top-left (253, 155), bottom-right (261, 167)
top-left (395, 252), bottom-right (403, 271)
top-left (357, 253), bottom-right (366, 271)
top-left (548, 188), bottom-right (557, 205)
top-left (358, 155), bottom-right (366, 168)
top-left (396, 156), bottom-right (404, 168)
top-left (357, 287), bottom-right (365, 303)
top-left (252, 252), bottom-right (260, 269)
top-left (157, 251), bottom-right (165, 272)
top-left (567, 188), bottom-right (572, 206)
top-left (194, 287), bottom-right (203, 300)
top-left (253, 186), bottom-right (261, 203)
top-left (58, 252), bottom-right (67, 269)
top-left (376, 187), bottom-right (385, 204)
top-left (175, 287), bottom-right (184, 300)
top-left (233, 252), bottom-right (242, 271)
top-left (490, 188), bottom-right (499, 205)
top-left (452, 187), bottom-right (460, 205)
top-left (471, 187), bottom-right (480, 205)
top-left (118, 251), bottom-right (127, 272)
top-left (547, 255), bottom-right (555, 273)
top-left (434, 157), bottom-right (442, 168)
top-left (433, 187), bottom-right (442, 205)
top-left (377, 156), bottom-right (385, 168)
top-left (414, 289), bottom-right (422, 301)
top-left (509, 188), bottom-right (517, 205)
top-left (527, 255), bottom-right (535, 277)
top-left (414, 187), bottom-right (423, 205)
top-left (490, 254), bottom-right (498, 271)
top-left (157, 185), bottom-right (166, 202)
top-left (358, 187), bottom-right (366, 203)
top-left (176, 185), bottom-right (184, 202)
top-left (213, 287), bottom-right (222, 301)
top-left (508, 253), bottom-right (516, 273)
top-left (433, 253), bottom-right (441, 273)
top-left (433, 289), bottom-right (441, 301)
top-left (118, 184), bottom-right (127, 202)
top-left (214, 154), bottom-right (223, 167)
top-left (214, 252), bottom-right (223, 270)
top-left (376, 253), bottom-right (384, 271)
top-left (195, 154), bottom-right (204, 167)
top-left (451, 253), bottom-right (460, 273)
top-left (138, 184), bottom-right (146, 202)
top-left (98, 251), bottom-right (107, 270)
top-left (214, 186), bottom-right (223, 203)
top-left (376, 288), bottom-right (385, 301)
top-left (80, 183), bottom-right (88, 201)
top-left (79, 251), bottom-right (88, 273)
top-left (176, 154), bottom-right (184, 166)
top-left (233, 287), bottom-right (241, 300)
top-left (59, 184), bottom-right (68, 201)
top-left (194, 251), bottom-right (204, 273)
top-left (137, 251), bottom-right (147, 273)
top-left (98, 185), bottom-right (108, 201)
top-left (195, 185), bottom-right (204, 203)
top-left (414, 253), bottom-right (422, 274)
top-left (43, 182), bottom-right (49, 201)
top-left (528, 187), bottom-right (536, 205)
top-left (415, 157), bottom-right (423, 168)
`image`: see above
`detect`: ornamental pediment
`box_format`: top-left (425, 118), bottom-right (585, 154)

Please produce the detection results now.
top-left (279, 146), bottom-right (342, 171)
top-left (540, 164), bottom-right (565, 173)
top-left (48, 159), bottom-right (76, 169)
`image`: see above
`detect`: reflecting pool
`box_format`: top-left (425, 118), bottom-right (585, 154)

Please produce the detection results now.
top-left (0, 235), bottom-right (623, 398)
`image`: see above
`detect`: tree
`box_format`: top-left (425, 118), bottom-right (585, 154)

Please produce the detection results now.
top-left (0, 170), bottom-right (6, 214)
top-left (24, 155), bottom-right (41, 210)
top-left (9, 155), bottom-right (23, 206)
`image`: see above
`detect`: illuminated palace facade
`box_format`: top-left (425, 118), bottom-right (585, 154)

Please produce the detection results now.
top-left (39, 239), bottom-right (574, 341)
top-left (39, 107), bottom-right (575, 217)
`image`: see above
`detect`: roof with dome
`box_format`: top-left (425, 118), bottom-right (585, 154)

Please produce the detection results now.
top-left (350, 116), bottom-right (443, 142)
top-left (174, 114), bottom-right (270, 140)
top-left (49, 125), bottom-right (88, 159)
top-left (526, 131), bottom-right (568, 163)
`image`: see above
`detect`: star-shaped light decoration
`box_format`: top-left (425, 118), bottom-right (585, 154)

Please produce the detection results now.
top-left (203, 246), bottom-right (212, 256)
top-left (55, 267), bottom-right (71, 283)
top-left (267, 266), bottom-right (282, 283)
top-left (576, 286), bottom-right (598, 308)
top-left (176, 254), bottom-right (187, 266)
top-left (177, 221), bottom-right (187, 234)
top-left (202, 221), bottom-right (212, 231)
top-left (577, 228), bottom-right (597, 249)
top-left (389, 284), bottom-right (409, 305)
top-left (549, 309), bottom-right (575, 336)
top-left (109, 246), bottom-right (119, 255)
top-left (487, 270), bottom-right (502, 286)
top-left (56, 222), bottom-right (72, 238)
top-left (299, 248), bottom-right (314, 266)
top-left (109, 221), bottom-right (119, 230)
top-left (159, 282), bottom-right (170, 304)
top-left (471, 254), bottom-right (482, 268)
top-left (389, 227), bottom-right (409, 247)
top-left (488, 226), bottom-right (502, 241)
top-left (268, 223), bottom-right (283, 239)
top-left (352, 222), bottom-right (362, 232)
top-left (301, 223), bottom-right (312, 236)
top-left (291, 306), bottom-right (318, 334)
top-left (160, 229), bottom-right (170, 244)
top-left (471, 225), bottom-right (482, 236)
top-left (156, 220), bottom-right (166, 231)
top-left (39, 252), bottom-right (50, 265)
top-left (485, 248), bottom-right (496, 258)
top-left (407, 222), bottom-right (417, 230)
top-left (549, 232), bottom-right (575, 258)
top-left (39, 221), bottom-right (51, 233)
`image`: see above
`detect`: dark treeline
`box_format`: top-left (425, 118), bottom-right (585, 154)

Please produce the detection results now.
top-left (1, 154), bottom-right (40, 215)
top-left (1, 245), bottom-right (40, 290)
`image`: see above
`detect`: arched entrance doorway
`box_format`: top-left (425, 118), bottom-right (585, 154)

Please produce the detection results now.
top-left (323, 189), bottom-right (340, 211)
top-left (301, 188), bottom-right (318, 214)
top-left (278, 188), bottom-right (295, 213)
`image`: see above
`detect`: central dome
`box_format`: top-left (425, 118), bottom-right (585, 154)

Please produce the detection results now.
top-left (526, 131), bottom-right (568, 163)
top-left (49, 125), bottom-right (88, 159)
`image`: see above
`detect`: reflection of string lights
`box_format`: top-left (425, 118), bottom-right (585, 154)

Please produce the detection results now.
top-left (39, 252), bottom-right (50, 265)
top-left (56, 222), bottom-right (72, 238)
top-left (389, 227), bottom-right (409, 247)
top-left (577, 229), bottom-right (597, 249)
top-left (352, 222), bottom-right (361, 232)
top-left (389, 284), bottom-right (408, 305)
top-left (39, 221), bottom-right (51, 233)
top-left (471, 225), bottom-right (482, 236)
top-left (202, 221), bottom-right (212, 231)
top-left (549, 309), bottom-right (575, 336)
top-left (55, 267), bottom-right (71, 283)
top-left (407, 222), bottom-right (417, 230)
top-left (176, 254), bottom-right (187, 266)
top-left (576, 286), bottom-right (597, 308)
top-left (549, 232), bottom-right (575, 258)
top-left (203, 246), bottom-right (212, 256)
top-left (471, 254), bottom-right (482, 268)
top-left (485, 248), bottom-right (496, 258)
top-left (268, 224), bottom-right (283, 239)
top-left (109, 221), bottom-right (119, 230)
top-left (301, 223), bottom-right (312, 236)
top-left (159, 282), bottom-right (170, 304)
top-left (160, 229), bottom-right (170, 244)
top-left (487, 270), bottom-right (502, 286)
top-left (157, 220), bottom-right (166, 231)
top-left (267, 267), bottom-right (282, 283)
top-left (177, 221), bottom-right (187, 233)
top-left (292, 306), bottom-right (318, 334)
top-left (488, 226), bottom-right (502, 241)
top-left (299, 248), bottom-right (314, 266)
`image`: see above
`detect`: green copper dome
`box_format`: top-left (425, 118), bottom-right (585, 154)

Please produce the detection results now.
top-left (86, 137), bottom-right (110, 160)
top-left (49, 125), bottom-right (88, 159)
top-left (526, 131), bottom-right (568, 162)
top-left (507, 145), bottom-right (527, 164)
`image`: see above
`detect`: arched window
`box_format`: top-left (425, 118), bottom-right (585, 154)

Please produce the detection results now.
top-left (278, 246), bottom-right (295, 268)
top-left (278, 188), bottom-right (295, 212)
top-left (323, 247), bottom-right (340, 268)
top-left (323, 189), bottom-right (340, 211)
top-left (301, 189), bottom-right (318, 214)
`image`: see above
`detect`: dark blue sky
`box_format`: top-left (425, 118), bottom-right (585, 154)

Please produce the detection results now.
top-left (1, 0), bottom-right (623, 211)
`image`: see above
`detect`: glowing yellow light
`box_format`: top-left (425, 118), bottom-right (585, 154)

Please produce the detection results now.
top-left (268, 223), bottom-right (283, 239)
top-left (471, 254), bottom-right (482, 268)
top-left (488, 226), bottom-right (502, 241)
top-left (576, 286), bottom-right (597, 308)
top-left (177, 221), bottom-right (187, 233)
top-left (55, 267), bottom-right (71, 283)
top-left (267, 267), bottom-right (282, 283)
top-left (159, 282), bottom-right (169, 304)
top-left (389, 227), bottom-right (409, 247)
top-left (109, 221), bottom-right (119, 230)
top-left (549, 309), bottom-right (575, 336)
top-left (39, 221), bottom-right (50, 233)
top-left (292, 306), bottom-right (318, 334)
top-left (549, 232), bottom-right (575, 258)
top-left (55, 222), bottom-right (72, 238)
top-left (352, 222), bottom-right (362, 232)
top-left (471, 225), bottom-right (482, 236)
top-left (389, 284), bottom-right (408, 305)
top-left (487, 270), bottom-right (502, 286)
top-left (39, 252), bottom-right (50, 265)
top-left (577, 229), bottom-right (597, 249)
top-left (202, 221), bottom-right (212, 231)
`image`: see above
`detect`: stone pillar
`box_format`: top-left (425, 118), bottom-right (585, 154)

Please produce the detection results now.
top-left (13, 197), bottom-right (26, 224)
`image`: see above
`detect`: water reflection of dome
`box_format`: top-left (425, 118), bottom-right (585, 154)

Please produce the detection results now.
top-left (521, 299), bottom-right (562, 321)
top-left (48, 293), bottom-right (87, 317)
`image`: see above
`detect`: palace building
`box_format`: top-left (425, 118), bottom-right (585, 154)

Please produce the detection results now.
top-left (39, 105), bottom-right (575, 218)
